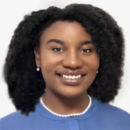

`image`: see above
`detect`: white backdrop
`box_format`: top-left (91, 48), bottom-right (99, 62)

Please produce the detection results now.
top-left (0, 0), bottom-right (130, 118)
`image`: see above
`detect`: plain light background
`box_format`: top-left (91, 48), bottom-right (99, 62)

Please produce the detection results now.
top-left (0, 0), bottom-right (130, 118)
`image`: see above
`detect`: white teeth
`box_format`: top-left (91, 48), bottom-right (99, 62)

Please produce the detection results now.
top-left (62, 75), bottom-right (81, 79)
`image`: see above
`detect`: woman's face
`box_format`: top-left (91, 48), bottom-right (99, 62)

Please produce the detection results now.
top-left (34, 21), bottom-right (100, 98)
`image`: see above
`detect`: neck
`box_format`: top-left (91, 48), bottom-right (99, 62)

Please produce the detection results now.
top-left (42, 91), bottom-right (89, 114)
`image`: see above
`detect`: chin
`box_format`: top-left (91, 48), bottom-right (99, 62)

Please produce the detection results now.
top-left (56, 90), bottom-right (87, 99)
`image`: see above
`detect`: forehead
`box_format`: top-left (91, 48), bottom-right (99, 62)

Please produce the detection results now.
top-left (40, 21), bottom-right (92, 44)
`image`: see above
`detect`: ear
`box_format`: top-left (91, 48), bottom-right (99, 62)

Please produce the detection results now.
top-left (34, 48), bottom-right (41, 67)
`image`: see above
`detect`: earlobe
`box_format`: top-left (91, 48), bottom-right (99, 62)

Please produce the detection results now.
top-left (34, 48), bottom-right (41, 67)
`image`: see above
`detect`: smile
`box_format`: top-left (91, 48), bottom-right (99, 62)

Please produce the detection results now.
top-left (56, 74), bottom-right (85, 86)
top-left (62, 75), bottom-right (81, 79)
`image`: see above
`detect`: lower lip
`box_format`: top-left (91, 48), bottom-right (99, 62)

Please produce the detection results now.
top-left (56, 74), bottom-right (85, 86)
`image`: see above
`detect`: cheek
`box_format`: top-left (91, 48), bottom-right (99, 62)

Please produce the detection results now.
top-left (85, 54), bottom-right (100, 72)
top-left (40, 50), bottom-right (61, 73)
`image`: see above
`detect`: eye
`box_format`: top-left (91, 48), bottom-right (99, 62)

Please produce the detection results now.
top-left (52, 48), bottom-right (63, 52)
top-left (81, 49), bottom-right (92, 53)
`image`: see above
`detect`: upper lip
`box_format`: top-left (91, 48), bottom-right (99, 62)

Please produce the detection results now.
top-left (56, 70), bottom-right (86, 76)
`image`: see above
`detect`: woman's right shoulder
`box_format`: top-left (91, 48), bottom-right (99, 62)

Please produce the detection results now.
top-left (0, 111), bottom-right (33, 130)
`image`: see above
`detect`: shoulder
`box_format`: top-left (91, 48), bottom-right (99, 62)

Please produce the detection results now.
top-left (93, 97), bottom-right (130, 129)
top-left (0, 100), bottom-right (44, 130)
top-left (99, 100), bottom-right (130, 118)
top-left (0, 111), bottom-right (36, 130)
top-left (93, 97), bottom-right (130, 116)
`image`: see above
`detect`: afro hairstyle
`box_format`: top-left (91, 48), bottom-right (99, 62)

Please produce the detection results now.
top-left (3, 3), bottom-right (124, 115)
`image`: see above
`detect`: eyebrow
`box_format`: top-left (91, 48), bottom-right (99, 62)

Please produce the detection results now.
top-left (47, 39), bottom-right (93, 45)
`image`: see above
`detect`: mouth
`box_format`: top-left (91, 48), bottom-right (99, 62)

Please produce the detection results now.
top-left (56, 73), bottom-right (86, 86)
top-left (56, 73), bottom-right (85, 78)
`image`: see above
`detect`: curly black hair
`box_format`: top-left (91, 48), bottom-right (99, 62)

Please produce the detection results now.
top-left (3, 3), bottom-right (124, 115)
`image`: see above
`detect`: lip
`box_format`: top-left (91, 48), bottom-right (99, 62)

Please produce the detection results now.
top-left (56, 71), bottom-right (86, 86)
top-left (56, 70), bottom-right (86, 76)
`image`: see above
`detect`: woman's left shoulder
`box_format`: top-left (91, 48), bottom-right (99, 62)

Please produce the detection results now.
top-left (97, 99), bottom-right (130, 127)
top-left (93, 97), bottom-right (130, 118)
top-left (93, 97), bottom-right (130, 129)
top-left (101, 102), bottom-right (130, 118)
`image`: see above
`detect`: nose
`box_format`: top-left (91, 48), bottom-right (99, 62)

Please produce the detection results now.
top-left (62, 50), bottom-right (83, 69)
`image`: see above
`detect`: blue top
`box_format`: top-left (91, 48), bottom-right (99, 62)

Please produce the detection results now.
top-left (0, 97), bottom-right (130, 130)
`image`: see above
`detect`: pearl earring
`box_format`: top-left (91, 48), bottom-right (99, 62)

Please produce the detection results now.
top-left (97, 71), bottom-right (98, 74)
top-left (37, 67), bottom-right (40, 71)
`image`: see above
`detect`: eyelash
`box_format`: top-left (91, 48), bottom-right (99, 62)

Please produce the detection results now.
top-left (52, 48), bottom-right (63, 52)
top-left (81, 49), bottom-right (92, 53)
top-left (52, 48), bottom-right (92, 53)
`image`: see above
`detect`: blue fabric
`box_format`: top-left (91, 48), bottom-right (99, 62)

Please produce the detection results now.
top-left (0, 97), bottom-right (130, 130)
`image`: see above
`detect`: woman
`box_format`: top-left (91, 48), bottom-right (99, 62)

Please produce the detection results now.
top-left (0, 3), bottom-right (130, 130)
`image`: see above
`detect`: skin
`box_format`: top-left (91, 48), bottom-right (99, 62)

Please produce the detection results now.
top-left (34, 21), bottom-right (100, 114)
